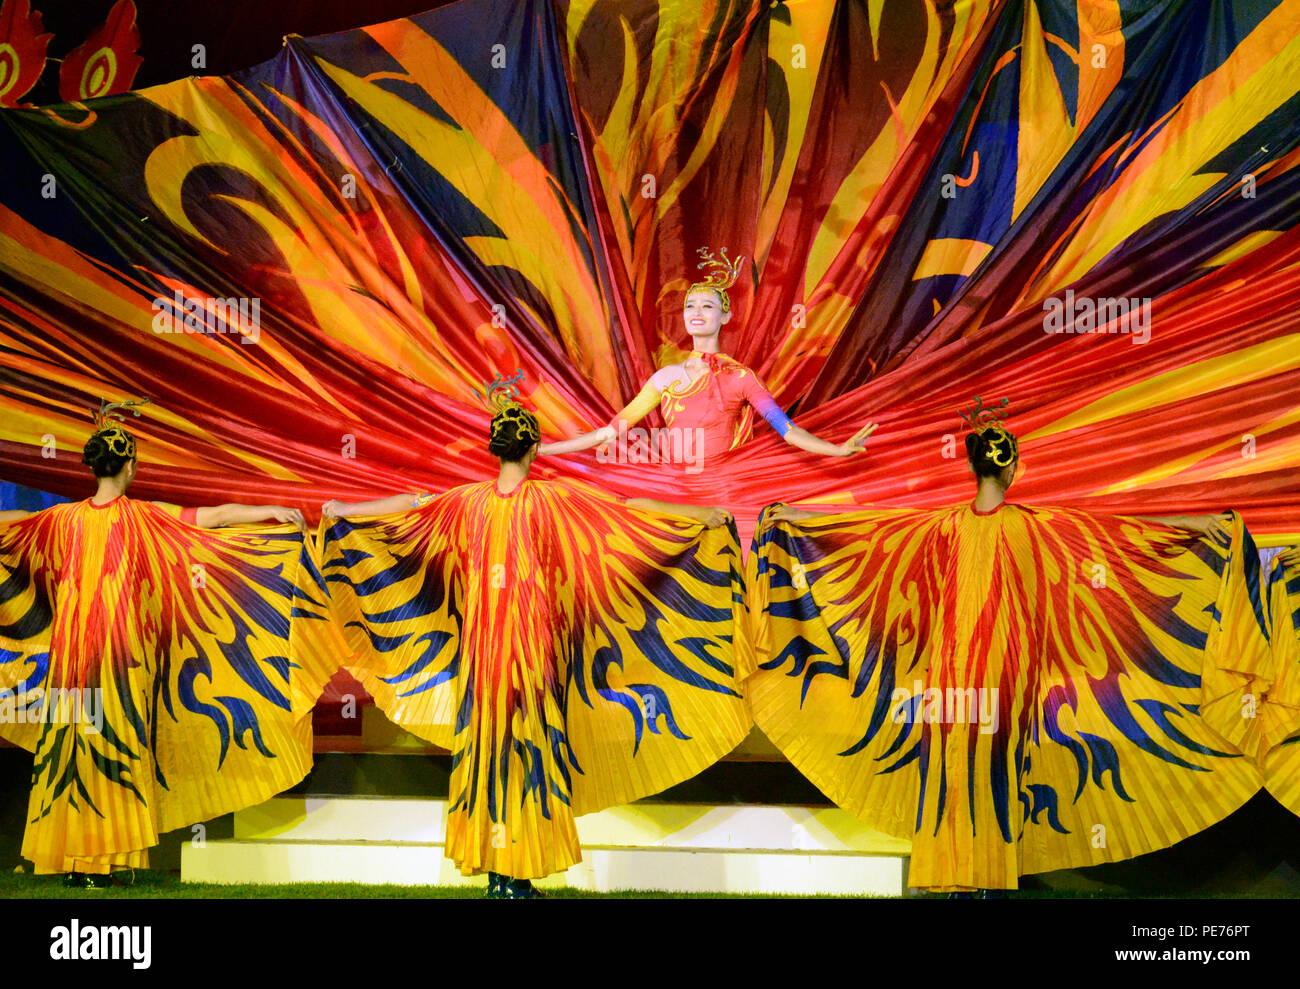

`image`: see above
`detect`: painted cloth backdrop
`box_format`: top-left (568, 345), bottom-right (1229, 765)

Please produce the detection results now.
top-left (0, 0), bottom-right (1298, 541)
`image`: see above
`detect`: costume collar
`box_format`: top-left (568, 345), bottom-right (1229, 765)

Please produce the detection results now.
top-left (688, 349), bottom-right (735, 372)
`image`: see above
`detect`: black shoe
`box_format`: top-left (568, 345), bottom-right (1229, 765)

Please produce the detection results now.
top-left (485, 872), bottom-right (507, 899)
top-left (63, 872), bottom-right (109, 890)
top-left (503, 878), bottom-right (545, 899)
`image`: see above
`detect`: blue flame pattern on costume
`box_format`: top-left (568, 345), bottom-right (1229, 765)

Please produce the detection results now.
top-left (746, 503), bottom-right (1271, 890)
top-left (316, 478), bottom-right (752, 878)
top-left (1263, 554), bottom-right (1300, 815)
top-left (0, 497), bottom-right (334, 873)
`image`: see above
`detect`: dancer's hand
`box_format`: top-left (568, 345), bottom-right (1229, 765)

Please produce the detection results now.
top-left (1186, 512), bottom-right (1232, 539)
top-left (321, 500), bottom-right (349, 520)
top-left (271, 506), bottom-right (306, 529)
top-left (1279, 547), bottom-right (1300, 568)
top-left (700, 506), bottom-right (733, 529)
top-left (838, 423), bottom-right (877, 456)
top-left (768, 504), bottom-right (817, 524)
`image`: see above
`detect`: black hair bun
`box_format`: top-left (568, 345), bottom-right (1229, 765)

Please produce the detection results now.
top-left (82, 433), bottom-right (133, 478)
top-left (965, 429), bottom-right (1010, 479)
top-left (487, 415), bottom-right (535, 463)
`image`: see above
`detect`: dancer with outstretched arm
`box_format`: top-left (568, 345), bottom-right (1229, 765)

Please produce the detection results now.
top-left (318, 375), bottom-right (752, 897)
top-left (0, 400), bottom-right (333, 887)
top-left (539, 248), bottom-right (878, 465)
top-left (747, 398), bottom-right (1272, 894)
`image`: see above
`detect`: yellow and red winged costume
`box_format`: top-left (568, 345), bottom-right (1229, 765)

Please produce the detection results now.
top-left (0, 497), bottom-right (334, 874)
top-left (317, 478), bottom-right (753, 879)
top-left (747, 503), bottom-right (1272, 891)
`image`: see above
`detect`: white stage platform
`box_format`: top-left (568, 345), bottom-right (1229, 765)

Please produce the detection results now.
top-left (182, 795), bottom-right (912, 895)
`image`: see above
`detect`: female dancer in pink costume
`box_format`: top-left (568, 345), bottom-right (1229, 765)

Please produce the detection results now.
top-left (539, 249), bottom-right (877, 468)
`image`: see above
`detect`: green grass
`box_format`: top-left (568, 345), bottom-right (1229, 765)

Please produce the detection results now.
top-left (6, 870), bottom-right (1289, 899)
top-left (0, 870), bottom-right (894, 899)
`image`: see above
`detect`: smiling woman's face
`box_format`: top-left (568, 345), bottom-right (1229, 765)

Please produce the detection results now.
top-left (683, 289), bottom-right (730, 339)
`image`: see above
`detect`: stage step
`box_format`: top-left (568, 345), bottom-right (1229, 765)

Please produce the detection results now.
top-left (183, 796), bottom-right (911, 895)
top-left (316, 707), bottom-right (790, 760)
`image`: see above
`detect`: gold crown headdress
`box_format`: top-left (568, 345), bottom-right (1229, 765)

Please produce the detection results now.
top-left (958, 396), bottom-right (1017, 467)
top-left (91, 397), bottom-right (151, 459)
top-left (474, 369), bottom-right (540, 445)
top-left (686, 247), bottom-right (745, 313)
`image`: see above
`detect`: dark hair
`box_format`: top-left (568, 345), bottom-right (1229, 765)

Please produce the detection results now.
top-left (82, 431), bottom-right (135, 478)
top-left (965, 428), bottom-right (1017, 479)
top-left (488, 410), bottom-right (538, 463)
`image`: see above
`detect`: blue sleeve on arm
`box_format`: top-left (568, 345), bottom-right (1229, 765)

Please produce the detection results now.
top-left (753, 393), bottom-right (793, 437)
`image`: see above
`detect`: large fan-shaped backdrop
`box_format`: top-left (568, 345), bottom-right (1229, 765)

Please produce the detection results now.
top-left (1, 0), bottom-right (1298, 540)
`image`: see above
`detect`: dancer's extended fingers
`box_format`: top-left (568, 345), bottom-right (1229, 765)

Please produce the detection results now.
top-left (848, 423), bottom-right (878, 449)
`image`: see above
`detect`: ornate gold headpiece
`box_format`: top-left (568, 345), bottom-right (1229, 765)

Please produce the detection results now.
top-left (474, 369), bottom-right (540, 445)
top-left (686, 247), bottom-right (745, 313)
top-left (91, 397), bottom-right (151, 460)
top-left (959, 396), bottom-right (1017, 467)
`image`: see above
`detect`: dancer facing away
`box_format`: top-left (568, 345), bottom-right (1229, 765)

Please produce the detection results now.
top-left (538, 248), bottom-right (878, 465)
top-left (748, 398), bottom-right (1272, 894)
top-left (1262, 544), bottom-right (1300, 815)
top-left (319, 374), bottom-right (753, 898)
top-left (0, 400), bottom-right (332, 887)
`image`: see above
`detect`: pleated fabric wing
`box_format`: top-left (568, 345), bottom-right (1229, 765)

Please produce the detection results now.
top-left (0, 497), bottom-right (335, 872)
top-left (1264, 555), bottom-right (1300, 814)
top-left (747, 503), bottom-right (1270, 891)
top-left (0, 506), bottom-right (59, 754)
top-left (318, 478), bottom-right (751, 877)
